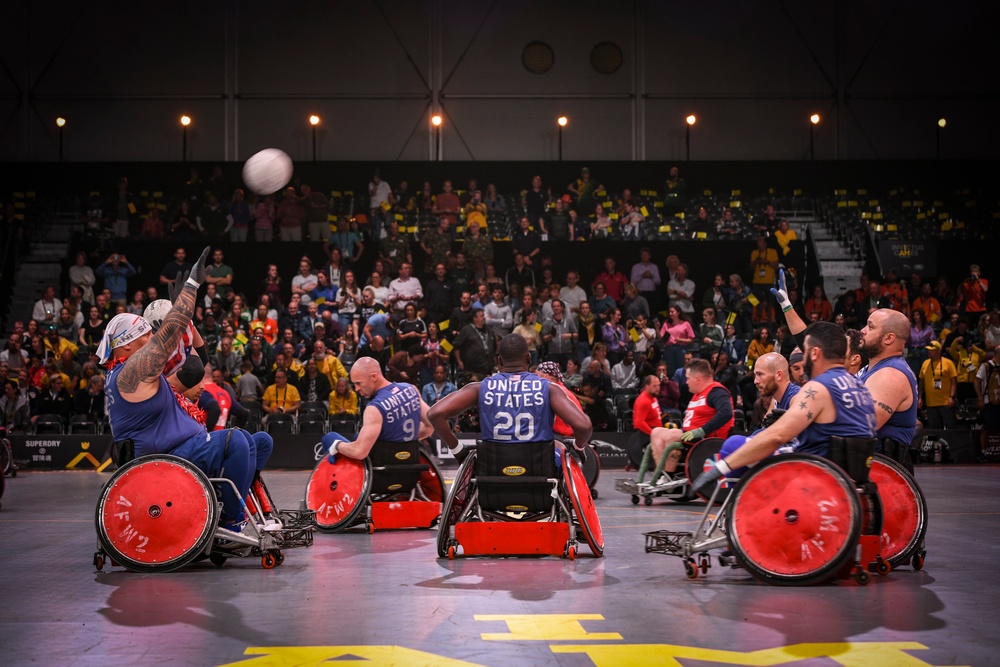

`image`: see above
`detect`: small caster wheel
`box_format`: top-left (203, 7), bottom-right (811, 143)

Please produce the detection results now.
top-left (261, 554), bottom-right (277, 569)
top-left (631, 494), bottom-right (640, 505)
top-left (567, 544), bottom-right (577, 560)
top-left (911, 552), bottom-right (925, 571)
top-left (210, 553), bottom-right (228, 567)
top-left (447, 544), bottom-right (457, 560)
top-left (644, 495), bottom-right (653, 506)
top-left (854, 569), bottom-right (870, 585)
top-left (591, 487), bottom-right (599, 500)
top-left (274, 551), bottom-right (285, 566)
top-left (685, 560), bottom-right (698, 579)
top-left (699, 555), bottom-right (710, 574)
top-left (93, 553), bottom-right (105, 571)
top-left (367, 522), bottom-right (375, 534)
top-left (876, 559), bottom-right (891, 576)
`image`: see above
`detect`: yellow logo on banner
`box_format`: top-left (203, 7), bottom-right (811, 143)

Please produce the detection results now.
top-left (66, 441), bottom-right (101, 469)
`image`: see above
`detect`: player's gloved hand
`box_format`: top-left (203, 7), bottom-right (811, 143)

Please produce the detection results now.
top-left (167, 271), bottom-right (187, 303)
top-left (186, 246), bottom-right (212, 288)
top-left (681, 427), bottom-right (705, 442)
top-left (326, 439), bottom-right (345, 464)
top-left (761, 408), bottom-right (786, 429)
top-left (770, 269), bottom-right (793, 313)
top-left (567, 443), bottom-right (586, 465)
top-left (691, 459), bottom-right (732, 494)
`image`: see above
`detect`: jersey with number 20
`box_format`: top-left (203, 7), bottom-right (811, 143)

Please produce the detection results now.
top-left (479, 372), bottom-right (555, 443)
top-left (370, 382), bottom-right (422, 442)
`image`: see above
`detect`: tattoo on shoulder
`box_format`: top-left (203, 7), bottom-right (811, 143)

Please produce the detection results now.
top-left (806, 411), bottom-right (814, 420)
top-left (876, 401), bottom-right (895, 415)
top-left (798, 400), bottom-right (808, 410)
top-left (803, 387), bottom-right (817, 399)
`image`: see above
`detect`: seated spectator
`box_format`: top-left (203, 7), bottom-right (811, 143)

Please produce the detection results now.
top-left (612, 350), bottom-right (639, 391)
top-left (262, 368), bottom-right (301, 417)
top-left (0, 379), bottom-right (30, 432)
top-left (589, 282), bottom-right (617, 323)
top-left (803, 285), bottom-right (833, 322)
top-left (249, 304), bottom-right (280, 346)
top-left (72, 373), bottom-right (105, 422)
top-left (579, 360), bottom-right (613, 429)
top-left (697, 307), bottom-right (724, 354)
top-left (911, 283), bottom-right (943, 324)
top-left (483, 183), bottom-right (505, 213)
top-left (296, 358), bottom-right (331, 405)
top-left (328, 377), bottom-right (359, 417)
top-left (773, 218), bottom-right (797, 257)
top-left (833, 290), bottom-right (865, 329)
top-left (396, 303), bottom-right (428, 354)
top-left (590, 204), bottom-right (612, 238)
top-left (746, 326), bottom-right (775, 368)
top-left (582, 342), bottom-right (612, 377)
top-left (716, 208), bottom-right (740, 237)
top-left (421, 365), bottom-right (457, 406)
top-left (655, 361), bottom-right (681, 412)
top-left (512, 310), bottom-right (542, 366)
top-left (33, 372), bottom-right (72, 426)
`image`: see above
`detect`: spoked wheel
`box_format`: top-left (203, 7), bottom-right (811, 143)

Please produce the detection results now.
top-left (95, 455), bottom-right (219, 573)
top-left (869, 454), bottom-right (928, 570)
top-left (726, 454), bottom-right (862, 586)
top-left (305, 456), bottom-right (373, 533)
top-left (563, 449), bottom-right (604, 557)
top-left (437, 451), bottom-right (477, 558)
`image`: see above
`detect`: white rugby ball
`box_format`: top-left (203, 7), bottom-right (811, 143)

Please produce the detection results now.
top-left (143, 299), bottom-right (173, 333)
top-left (242, 148), bottom-right (294, 195)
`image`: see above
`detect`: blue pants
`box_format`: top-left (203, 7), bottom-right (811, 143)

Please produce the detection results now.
top-left (173, 429), bottom-right (252, 522)
top-left (244, 430), bottom-right (273, 474)
top-left (718, 434), bottom-right (752, 480)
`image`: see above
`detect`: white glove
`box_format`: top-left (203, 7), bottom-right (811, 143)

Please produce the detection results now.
top-left (770, 269), bottom-right (793, 313)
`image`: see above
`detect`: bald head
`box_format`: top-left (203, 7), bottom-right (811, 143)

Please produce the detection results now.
top-left (755, 352), bottom-right (788, 375)
top-left (349, 357), bottom-right (387, 398)
top-left (878, 309), bottom-right (911, 341)
top-left (861, 308), bottom-right (910, 362)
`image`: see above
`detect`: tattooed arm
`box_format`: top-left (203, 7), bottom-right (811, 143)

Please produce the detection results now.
top-left (862, 366), bottom-right (912, 430)
top-left (723, 380), bottom-right (831, 470)
top-left (118, 247), bottom-right (210, 403)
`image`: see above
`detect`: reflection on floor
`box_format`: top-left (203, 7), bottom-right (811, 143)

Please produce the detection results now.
top-left (1, 464), bottom-right (997, 666)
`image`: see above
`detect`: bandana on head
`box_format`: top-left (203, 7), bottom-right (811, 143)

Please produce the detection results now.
top-left (536, 361), bottom-right (564, 383)
top-left (96, 314), bottom-right (152, 366)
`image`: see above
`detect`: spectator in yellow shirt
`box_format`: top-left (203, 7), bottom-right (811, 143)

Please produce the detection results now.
top-left (328, 377), bottom-right (359, 416)
top-left (262, 369), bottom-right (301, 416)
top-left (774, 219), bottom-right (797, 257)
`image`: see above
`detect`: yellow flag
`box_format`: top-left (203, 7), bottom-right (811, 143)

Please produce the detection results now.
top-left (440, 338), bottom-right (454, 353)
top-left (640, 206), bottom-right (650, 217)
top-left (380, 201), bottom-right (392, 211)
top-left (394, 213), bottom-right (404, 221)
top-left (127, 202), bottom-right (137, 214)
top-left (747, 293), bottom-right (760, 306)
top-left (439, 320), bottom-right (450, 331)
top-left (534, 322), bottom-right (543, 333)
top-left (725, 311), bottom-right (737, 325)
top-left (629, 327), bottom-right (640, 342)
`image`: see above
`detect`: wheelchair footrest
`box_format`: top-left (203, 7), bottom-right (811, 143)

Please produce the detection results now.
top-left (455, 521), bottom-right (571, 556)
top-left (277, 508), bottom-right (316, 530)
top-left (371, 500), bottom-right (442, 530)
top-left (616, 478), bottom-right (640, 494)
top-left (644, 530), bottom-right (693, 556)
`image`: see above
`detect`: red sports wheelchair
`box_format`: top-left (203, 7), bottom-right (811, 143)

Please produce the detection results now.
top-left (93, 445), bottom-right (314, 573)
top-left (436, 440), bottom-right (603, 560)
top-left (305, 440), bottom-right (445, 533)
top-left (645, 436), bottom-right (927, 585)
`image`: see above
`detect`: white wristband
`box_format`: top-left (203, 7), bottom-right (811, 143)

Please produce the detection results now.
top-left (449, 442), bottom-right (464, 456)
top-left (716, 459), bottom-right (732, 475)
top-left (329, 441), bottom-right (340, 456)
top-left (185, 277), bottom-right (200, 289)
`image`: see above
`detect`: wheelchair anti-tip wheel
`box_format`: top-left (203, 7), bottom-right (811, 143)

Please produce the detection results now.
top-left (95, 455), bottom-right (219, 573)
top-left (869, 454), bottom-right (928, 570)
top-left (726, 454), bottom-right (862, 586)
top-left (305, 456), bottom-right (373, 533)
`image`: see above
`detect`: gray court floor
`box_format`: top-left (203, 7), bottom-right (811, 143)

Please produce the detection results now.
top-left (1, 464), bottom-right (998, 667)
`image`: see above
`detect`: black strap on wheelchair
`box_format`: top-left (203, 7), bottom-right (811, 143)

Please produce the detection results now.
top-left (111, 439), bottom-right (135, 467)
top-left (881, 437), bottom-right (914, 475)
top-left (828, 436), bottom-right (878, 493)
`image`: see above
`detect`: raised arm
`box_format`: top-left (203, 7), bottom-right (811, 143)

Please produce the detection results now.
top-left (118, 247), bottom-right (210, 402)
top-left (771, 268), bottom-right (807, 342)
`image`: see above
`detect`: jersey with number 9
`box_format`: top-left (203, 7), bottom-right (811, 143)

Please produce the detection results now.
top-left (369, 382), bottom-right (423, 442)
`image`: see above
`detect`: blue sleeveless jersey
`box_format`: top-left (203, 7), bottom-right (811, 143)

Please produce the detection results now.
top-left (775, 382), bottom-right (801, 412)
top-left (859, 355), bottom-right (918, 445)
top-left (796, 367), bottom-right (877, 457)
top-left (478, 371), bottom-right (555, 443)
top-left (369, 382), bottom-right (423, 442)
top-left (105, 364), bottom-right (206, 456)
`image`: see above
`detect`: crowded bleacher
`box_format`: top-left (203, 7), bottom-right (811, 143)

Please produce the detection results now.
top-left (1, 165), bottom-right (997, 462)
